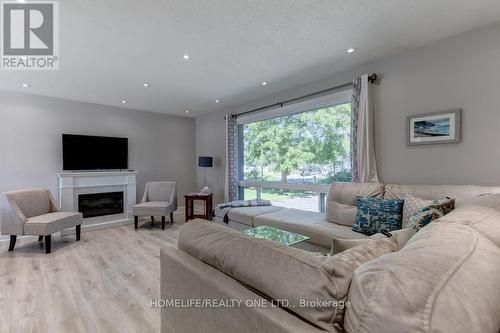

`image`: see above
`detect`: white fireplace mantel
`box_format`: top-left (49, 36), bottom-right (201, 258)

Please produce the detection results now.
top-left (57, 171), bottom-right (137, 233)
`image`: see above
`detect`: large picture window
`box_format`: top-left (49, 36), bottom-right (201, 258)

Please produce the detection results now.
top-left (238, 91), bottom-right (352, 212)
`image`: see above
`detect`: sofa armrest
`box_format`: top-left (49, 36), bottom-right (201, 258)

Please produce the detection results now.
top-left (0, 193), bottom-right (26, 235)
top-left (160, 247), bottom-right (319, 333)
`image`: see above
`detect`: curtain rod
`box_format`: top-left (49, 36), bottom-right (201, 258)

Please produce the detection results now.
top-left (234, 73), bottom-right (377, 118)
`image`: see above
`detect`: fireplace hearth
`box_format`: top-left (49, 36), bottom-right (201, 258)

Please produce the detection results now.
top-left (78, 192), bottom-right (124, 218)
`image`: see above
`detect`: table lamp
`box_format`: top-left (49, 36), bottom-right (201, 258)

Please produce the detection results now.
top-left (198, 156), bottom-right (213, 193)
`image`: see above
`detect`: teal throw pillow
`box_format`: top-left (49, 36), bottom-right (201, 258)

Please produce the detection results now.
top-left (353, 197), bottom-right (404, 236)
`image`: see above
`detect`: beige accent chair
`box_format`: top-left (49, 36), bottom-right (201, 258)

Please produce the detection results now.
top-left (0, 188), bottom-right (83, 254)
top-left (133, 181), bottom-right (177, 230)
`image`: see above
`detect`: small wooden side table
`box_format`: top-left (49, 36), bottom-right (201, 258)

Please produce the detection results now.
top-left (184, 193), bottom-right (213, 222)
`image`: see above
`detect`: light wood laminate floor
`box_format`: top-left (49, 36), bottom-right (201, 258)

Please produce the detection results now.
top-left (0, 218), bottom-right (182, 333)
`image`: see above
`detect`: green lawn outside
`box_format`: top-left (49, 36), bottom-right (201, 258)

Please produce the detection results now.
top-left (243, 188), bottom-right (315, 201)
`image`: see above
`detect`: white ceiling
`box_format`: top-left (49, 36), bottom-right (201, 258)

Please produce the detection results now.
top-left (2, 0), bottom-right (500, 117)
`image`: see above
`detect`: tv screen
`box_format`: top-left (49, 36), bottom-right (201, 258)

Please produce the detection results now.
top-left (62, 134), bottom-right (128, 170)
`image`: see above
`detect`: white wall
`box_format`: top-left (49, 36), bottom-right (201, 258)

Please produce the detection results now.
top-left (196, 21), bottom-right (500, 205)
top-left (0, 91), bottom-right (197, 203)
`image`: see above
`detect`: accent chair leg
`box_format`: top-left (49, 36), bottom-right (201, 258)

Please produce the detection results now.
top-left (76, 225), bottom-right (81, 241)
top-left (134, 216), bottom-right (138, 229)
top-left (162, 216), bottom-right (165, 230)
top-left (8, 235), bottom-right (16, 251)
top-left (170, 212), bottom-right (174, 224)
top-left (151, 216), bottom-right (155, 227)
top-left (38, 236), bottom-right (43, 242)
top-left (45, 235), bottom-right (51, 254)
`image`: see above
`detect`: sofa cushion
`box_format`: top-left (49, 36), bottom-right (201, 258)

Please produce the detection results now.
top-left (325, 183), bottom-right (384, 225)
top-left (214, 206), bottom-right (284, 226)
top-left (24, 212), bottom-right (82, 235)
top-left (178, 219), bottom-right (398, 332)
top-left (438, 193), bottom-right (500, 248)
top-left (331, 228), bottom-right (414, 254)
top-left (344, 213), bottom-right (500, 333)
top-left (327, 183), bottom-right (385, 206)
top-left (384, 184), bottom-right (500, 207)
top-left (160, 246), bottom-right (321, 333)
top-left (254, 208), bottom-right (367, 249)
top-left (325, 201), bottom-right (357, 226)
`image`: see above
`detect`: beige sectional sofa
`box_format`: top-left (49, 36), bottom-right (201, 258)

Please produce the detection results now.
top-left (214, 207), bottom-right (359, 252)
top-left (214, 183), bottom-right (500, 252)
top-left (162, 183), bottom-right (500, 333)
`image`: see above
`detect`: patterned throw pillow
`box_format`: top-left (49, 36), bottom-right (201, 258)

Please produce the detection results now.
top-left (407, 204), bottom-right (444, 231)
top-left (402, 194), bottom-right (455, 228)
top-left (353, 197), bottom-right (404, 236)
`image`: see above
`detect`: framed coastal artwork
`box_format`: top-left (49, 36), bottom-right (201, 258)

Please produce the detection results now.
top-left (406, 109), bottom-right (462, 146)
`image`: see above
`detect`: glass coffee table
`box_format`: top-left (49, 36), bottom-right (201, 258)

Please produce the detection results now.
top-left (242, 225), bottom-right (310, 246)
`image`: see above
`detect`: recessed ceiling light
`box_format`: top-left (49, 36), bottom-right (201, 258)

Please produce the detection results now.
top-left (183, 54), bottom-right (190, 60)
top-left (215, 99), bottom-right (220, 103)
top-left (121, 100), bottom-right (127, 104)
top-left (143, 83), bottom-right (150, 87)
top-left (185, 110), bottom-right (190, 114)
top-left (347, 48), bottom-right (355, 54)
top-left (261, 82), bottom-right (268, 86)
top-left (22, 83), bottom-right (30, 88)
top-left (16, 0), bottom-right (26, 3)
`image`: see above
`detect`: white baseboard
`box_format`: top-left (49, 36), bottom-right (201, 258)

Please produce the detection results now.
top-left (60, 218), bottom-right (134, 236)
top-left (61, 207), bottom-right (190, 235)
top-left (1, 206), bottom-right (195, 241)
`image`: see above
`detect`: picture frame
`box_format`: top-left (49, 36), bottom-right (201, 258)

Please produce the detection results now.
top-left (406, 109), bottom-right (462, 146)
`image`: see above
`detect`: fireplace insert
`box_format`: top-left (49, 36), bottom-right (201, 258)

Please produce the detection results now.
top-left (78, 192), bottom-right (124, 218)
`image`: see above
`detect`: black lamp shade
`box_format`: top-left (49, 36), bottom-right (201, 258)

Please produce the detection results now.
top-left (198, 156), bottom-right (213, 168)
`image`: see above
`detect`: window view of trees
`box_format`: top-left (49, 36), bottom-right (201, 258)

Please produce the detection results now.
top-left (243, 102), bottom-right (352, 185)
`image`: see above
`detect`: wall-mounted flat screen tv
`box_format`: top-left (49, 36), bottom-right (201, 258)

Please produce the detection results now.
top-left (62, 134), bottom-right (128, 170)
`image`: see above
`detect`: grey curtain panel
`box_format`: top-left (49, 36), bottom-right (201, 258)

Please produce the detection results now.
top-left (351, 77), bottom-right (361, 183)
top-left (351, 74), bottom-right (380, 183)
top-left (225, 115), bottom-right (239, 202)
